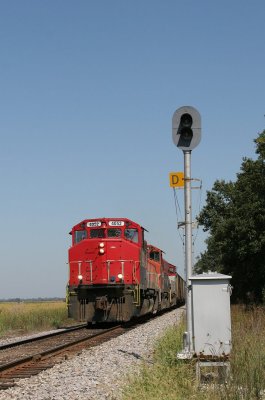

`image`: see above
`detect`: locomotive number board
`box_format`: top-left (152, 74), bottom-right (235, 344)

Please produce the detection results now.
top-left (109, 221), bottom-right (125, 226)
top-left (87, 221), bottom-right (102, 227)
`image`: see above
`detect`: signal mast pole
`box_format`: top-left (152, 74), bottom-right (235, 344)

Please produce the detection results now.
top-left (184, 150), bottom-right (193, 353)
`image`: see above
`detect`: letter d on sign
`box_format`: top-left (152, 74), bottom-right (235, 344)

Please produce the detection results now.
top-left (169, 172), bottom-right (184, 188)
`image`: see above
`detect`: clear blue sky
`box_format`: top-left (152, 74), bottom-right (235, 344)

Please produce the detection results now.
top-left (1, 1), bottom-right (264, 298)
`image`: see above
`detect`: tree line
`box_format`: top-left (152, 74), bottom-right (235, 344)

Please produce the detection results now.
top-left (0, 297), bottom-right (65, 303)
top-left (195, 130), bottom-right (265, 303)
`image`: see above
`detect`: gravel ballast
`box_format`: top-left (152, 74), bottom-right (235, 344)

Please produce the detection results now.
top-left (0, 307), bottom-right (184, 400)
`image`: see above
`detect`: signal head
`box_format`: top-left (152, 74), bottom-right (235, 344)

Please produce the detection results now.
top-left (172, 106), bottom-right (201, 151)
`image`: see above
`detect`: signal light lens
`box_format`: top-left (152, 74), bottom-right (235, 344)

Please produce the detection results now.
top-left (78, 274), bottom-right (83, 280)
top-left (181, 128), bottom-right (193, 140)
top-left (117, 273), bottom-right (123, 280)
top-left (178, 113), bottom-right (193, 146)
top-left (99, 248), bottom-right (105, 254)
top-left (180, 113), bottom-right (192, 128)
top-left (99, 242), bottom-right (104, 248)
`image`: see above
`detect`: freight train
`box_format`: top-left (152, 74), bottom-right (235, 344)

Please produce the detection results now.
top-left (67, 217), bottom-right (185, 323)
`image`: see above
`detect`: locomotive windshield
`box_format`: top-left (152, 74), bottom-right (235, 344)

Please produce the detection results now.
top-left (125, 228), bottom-right (138, 243)
top-left (107, 228), bottom-right (122, 238)
top-left (149, 250), bottom-right (160, 262)
top-left (90, 229), bottom-right (105, 238)
top-left (74, 230), bottom-right (87, 243)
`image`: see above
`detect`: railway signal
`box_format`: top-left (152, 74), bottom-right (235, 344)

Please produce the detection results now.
top-left (172, 106), bottom-right (201, 151)
top-left (172, 106), bottom-right (201, 358)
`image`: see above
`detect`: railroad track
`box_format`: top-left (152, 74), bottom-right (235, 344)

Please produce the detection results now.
top-left (0, 323), bottom-right (88, 350)
top-left (0, 324), bottom-right (126, 390)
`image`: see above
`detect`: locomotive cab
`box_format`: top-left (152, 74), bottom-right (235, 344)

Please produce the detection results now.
top-left (69, 218), bottom-right (143, 286)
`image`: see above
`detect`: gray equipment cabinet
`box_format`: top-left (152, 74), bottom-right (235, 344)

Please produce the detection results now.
top-left (190, 272), bottom-right (232, 357)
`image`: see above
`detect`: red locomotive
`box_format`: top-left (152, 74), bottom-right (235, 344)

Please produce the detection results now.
top-left (67, 217), bottom-right (185, 322)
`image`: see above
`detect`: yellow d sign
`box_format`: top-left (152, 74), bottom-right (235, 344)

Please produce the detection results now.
top-left (169, 172), bottom-right (184, 187)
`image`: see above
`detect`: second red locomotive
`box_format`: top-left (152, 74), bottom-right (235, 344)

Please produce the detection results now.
top-left (67, 217), bottom-right (184, 323)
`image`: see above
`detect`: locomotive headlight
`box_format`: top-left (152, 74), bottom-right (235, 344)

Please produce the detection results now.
top-left (99, 248), bottom-right (105, 254)
top-left (117, 273), bottom-right (123, 280)
top-left (99, 242), bottom-right (104, 248)
top-left (78, 274), bottom-right (83, 280)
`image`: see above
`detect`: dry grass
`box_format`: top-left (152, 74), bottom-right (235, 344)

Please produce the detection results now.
top-left (226, 306), bottom-right (265, 399)
top-left (0, 301), bottom-right (69, 337)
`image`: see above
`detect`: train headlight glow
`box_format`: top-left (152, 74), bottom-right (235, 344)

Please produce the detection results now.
top-left (99, 248), bottom-right (105, 254)
top-left (78, 274), bottom-right (83, 280)
top-left (99, 242), bottom-right (104, 248)
top-left (117, 273), bottom-right (123, 280)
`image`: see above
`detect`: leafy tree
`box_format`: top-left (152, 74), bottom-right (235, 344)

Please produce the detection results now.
top-left (195, 131), bottom-right (265, 303)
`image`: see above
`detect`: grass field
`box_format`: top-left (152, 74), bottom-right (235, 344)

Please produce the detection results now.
top-left (122, 305), bottom-right (265, 400)
top-left (0, 301), bottom-right (69, 337)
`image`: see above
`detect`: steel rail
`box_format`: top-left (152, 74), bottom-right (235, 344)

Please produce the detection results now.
top-left (0, 325), bottom-right (123, 374)
top-left (0, 323), bottom-right (88, 351)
